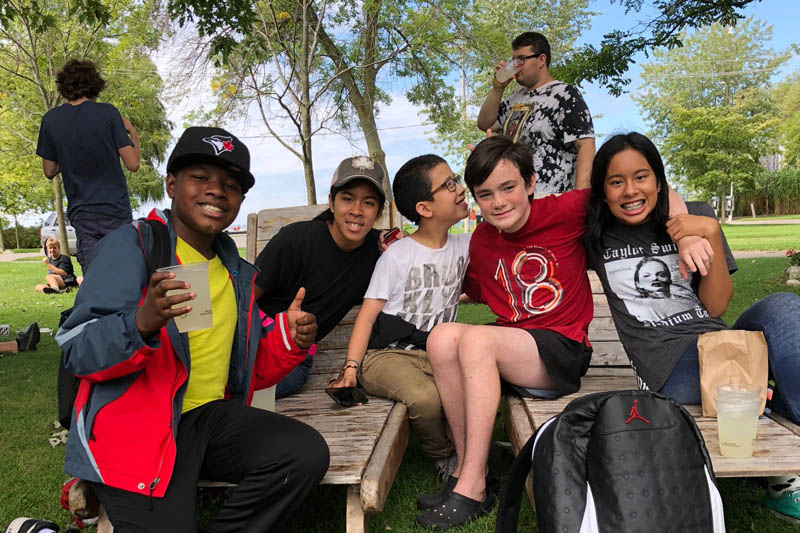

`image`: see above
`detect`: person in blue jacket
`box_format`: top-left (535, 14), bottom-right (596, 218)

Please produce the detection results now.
top-left (56, 127), bottom-right (329, 532)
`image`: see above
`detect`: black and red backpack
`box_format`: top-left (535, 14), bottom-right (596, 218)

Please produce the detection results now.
top-left (496, 390), bottom-right (725, 532)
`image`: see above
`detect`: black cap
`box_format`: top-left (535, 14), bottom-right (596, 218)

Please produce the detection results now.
top-left (167, 127), bottom-right (255, 193)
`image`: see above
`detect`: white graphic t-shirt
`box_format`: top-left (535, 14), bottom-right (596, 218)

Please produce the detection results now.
top-left (497, 81), bottom-right (594, 194)
top-left (365, 233), bottom-right (471, 332)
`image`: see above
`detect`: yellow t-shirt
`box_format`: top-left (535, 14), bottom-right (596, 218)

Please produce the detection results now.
top-left (176, 238), bottom-right (237, 413)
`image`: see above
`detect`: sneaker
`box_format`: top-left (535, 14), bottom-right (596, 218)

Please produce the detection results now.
top-left (434, 452), bottom-right (457, 483)
top-left (5, 517), bottom-right (60, 532)
top-left (16, 323), bottom-right (40, 352)
top-left (762, 475), bottom-right (800, 523)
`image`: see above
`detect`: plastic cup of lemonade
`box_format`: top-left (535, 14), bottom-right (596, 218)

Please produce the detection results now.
top-left (715, 384), bottom-right (762, 458)
top-left (156, 263), bottom-right (213, 333)
top-left (495, 60), bottom-right (519, 83)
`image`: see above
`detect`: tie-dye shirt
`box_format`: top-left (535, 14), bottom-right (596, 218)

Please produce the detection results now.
top-left (497, 81), bottom-right (594, 194)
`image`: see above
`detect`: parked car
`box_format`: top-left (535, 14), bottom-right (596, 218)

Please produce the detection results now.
top-left (40, 212), bottom-right (78, 255)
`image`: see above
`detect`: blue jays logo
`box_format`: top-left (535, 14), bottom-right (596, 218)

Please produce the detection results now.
top-left (202, 135), bottom-right (235, 155)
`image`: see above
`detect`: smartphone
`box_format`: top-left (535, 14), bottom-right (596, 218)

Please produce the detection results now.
top-left (382, 227), bottom-right (401, 245)
top-left (326, 387), bottom-right (369, 407)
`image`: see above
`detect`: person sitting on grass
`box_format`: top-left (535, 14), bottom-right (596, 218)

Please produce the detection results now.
top-left (55, 126), bottom-right (329, 532)
top-left (0, 323), bottom-right (40, 354)
top-left (585, 131), bottom-right (800, 524)
top-left (253, 156), bottom-right (389, 399)
top-left (35, 238), bottom-right (82, 294)
top-left (327, 154), bottom-right (470, 483)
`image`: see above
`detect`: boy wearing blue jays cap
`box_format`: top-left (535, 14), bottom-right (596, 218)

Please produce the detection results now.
top-left (57, 127), bottom-right (329, 531)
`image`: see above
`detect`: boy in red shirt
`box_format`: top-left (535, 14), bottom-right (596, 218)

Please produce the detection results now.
top-left (415, 136), bottom-right (593, 529)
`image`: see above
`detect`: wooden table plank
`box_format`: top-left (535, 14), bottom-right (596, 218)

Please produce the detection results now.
top-left (360, 403), bottom-right (410, 512)
top-left (276, 388), bottom-right (395, 485)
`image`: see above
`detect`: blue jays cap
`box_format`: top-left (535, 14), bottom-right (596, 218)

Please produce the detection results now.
top-left (167, 126), bottom-right (255, 193)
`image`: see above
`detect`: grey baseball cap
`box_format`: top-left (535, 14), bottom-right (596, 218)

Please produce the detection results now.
top-left (330, 156), bottom-right (387, 205)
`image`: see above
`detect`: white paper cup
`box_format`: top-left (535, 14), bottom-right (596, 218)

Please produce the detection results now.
top-left (715, 384), bottom-right (761, 458)
top-left (156, 263), bottom-right (212, 333)
top-left (251, 385), bottom-right (277, 412)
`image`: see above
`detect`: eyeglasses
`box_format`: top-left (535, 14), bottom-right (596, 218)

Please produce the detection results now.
top-left (512, 53), bottom-right (544, 66)
top-left (432, 175), bottom-right (462, 194)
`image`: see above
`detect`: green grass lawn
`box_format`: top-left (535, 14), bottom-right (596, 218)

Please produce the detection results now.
top-left (1, 259), bottom-right (799, 531)
top-left (721, 224), bottom-right (800, 251)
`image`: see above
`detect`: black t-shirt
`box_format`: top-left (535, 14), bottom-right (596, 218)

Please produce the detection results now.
top-left (254, 218), bottom-right (381, 341)
top-left (36, 101), bottom-right (133, 219)
top-left (585, 206), bottom-right (737, 391)
top-left (49, 254), bottom-right (76, 283)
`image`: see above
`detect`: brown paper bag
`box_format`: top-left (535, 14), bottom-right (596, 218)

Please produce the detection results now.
top-left (697, 329), bottom-right (768, 417)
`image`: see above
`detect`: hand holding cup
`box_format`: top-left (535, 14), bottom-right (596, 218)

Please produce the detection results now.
top-left (136, 271), bottom-right (195, 339)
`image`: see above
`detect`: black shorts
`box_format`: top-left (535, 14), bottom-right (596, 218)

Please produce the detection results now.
top-left (505, 329), bottom-right (592, 399)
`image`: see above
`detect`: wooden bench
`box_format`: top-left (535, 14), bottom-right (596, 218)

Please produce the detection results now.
top-left (245, 204), bottom-right (408, 533)
top-left (504, 271), bottom-right (800, 502)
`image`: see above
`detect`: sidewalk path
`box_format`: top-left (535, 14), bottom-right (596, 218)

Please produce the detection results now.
top-left (732, 251), bottom-right (786, 259)
top-left (725, 219), bottom-right (800, 225)
top-left (0, 251), bottom-right (42, 262)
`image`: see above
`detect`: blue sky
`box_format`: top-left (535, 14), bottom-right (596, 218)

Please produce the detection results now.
top-left (134, 0), bottom-right (800, 227)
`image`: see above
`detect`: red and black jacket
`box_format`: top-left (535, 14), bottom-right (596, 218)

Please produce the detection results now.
top-left (57, 209), bottom-right (307, 497)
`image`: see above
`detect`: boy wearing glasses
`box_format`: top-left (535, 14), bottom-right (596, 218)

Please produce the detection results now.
top-left (477, 31), bottom-right (595, 194)
top-left (328, 155), bottom-right (470, 482)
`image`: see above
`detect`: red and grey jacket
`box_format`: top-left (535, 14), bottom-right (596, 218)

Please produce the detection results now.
top-left (56, 209), bottom-right (307, 498)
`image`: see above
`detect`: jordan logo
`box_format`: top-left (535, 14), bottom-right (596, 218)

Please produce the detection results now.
top-left (625, 399), bottom-right (650, 424)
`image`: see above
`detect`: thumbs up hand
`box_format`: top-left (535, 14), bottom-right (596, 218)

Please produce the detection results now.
top-left (286, 287), bottom-right (317, 349)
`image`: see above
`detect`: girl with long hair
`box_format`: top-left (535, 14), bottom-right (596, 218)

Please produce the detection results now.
top-left (586, 132), bottom-right (800, 522)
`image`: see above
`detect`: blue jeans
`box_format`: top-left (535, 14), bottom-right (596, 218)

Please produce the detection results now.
top-left (71, 211), bottom-right (132, 271)
top-left (276, 354), bottom-right (313, 399)
top-left (659, 292), bottom-right (800, 425)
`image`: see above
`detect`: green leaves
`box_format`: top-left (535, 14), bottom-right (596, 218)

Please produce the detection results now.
top-left (0, 0), bottom-right (171, 215)
top-left (571, 0), bottom-right (759, 92)
top-left (635, 18), bottom-right (792, 217)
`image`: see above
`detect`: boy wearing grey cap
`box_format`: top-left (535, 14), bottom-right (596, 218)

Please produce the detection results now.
top-left (57, 127), bottom-right (328, 532)
top-left (254, 155), bottom-right (388, 398)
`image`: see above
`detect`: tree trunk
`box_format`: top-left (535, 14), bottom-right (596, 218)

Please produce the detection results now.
top-left (0, 223), bottom-right (5, 252)
top-left (13, 214), bottom-right (20, 249)
top-left (53, 176), bottom-right (69, 253)
top-left (719, 182), bottom-right (726, 221)
top-left (361, 113), bottom-right (388, 190)
top-left (299, 2), bottom-right (317, 205)
top-left (300, 107), bottom-right (316, 204)
top-left (460, 54), bottom-right (467, 121)
top-left (302, 142), bottom-right (316, 204)
top-left (311, 1), bottom-right (392, 204)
